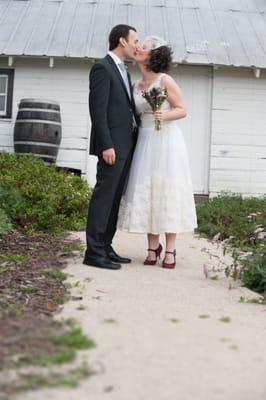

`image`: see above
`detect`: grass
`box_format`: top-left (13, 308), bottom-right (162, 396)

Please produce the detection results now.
top-left (37, 323), bottom-right (95, 367)
top-left (38, 251), bottom-right (49, 257)
top-left (51, 323), bottom-right (95, 350)
top-left (0, 316), bottom-right (96, 392)
top-left (103, 318), bottom-right (117, 324)
top-left (63, 282), bottom-right (73, 289)
top-left (0, 265), bottom-right (10, 274)
top-left (76, 304), bottom-right (87, 311)
top-left (20, 287), bottom-right (38, 294)
top-left (2, 321), bottom-right (95, 367)
top-left (198, 314), bottom-right (210, 319)
top-left (0, 362), bottom-right (91, 394)
top-left (41, 269), bottom-right (69, 280)
top-left (61, 240), bottom-right (85, 253)
top-left (8, 302), bottom-right (25, 316)
top-left (169, 318), bottom-right (180, 324)
top-left (0, 254), bottom-right (32, 263)
top-left (38, 349), bottom-right (76, 367)
top-left (53, 295), bottom-right (69, 305)
top-left (239, 296), bottom-right (265, 304)
top-left (219, 316), bottom-right (231, 323)
top-left (0, 296), bottom-right (25, 315)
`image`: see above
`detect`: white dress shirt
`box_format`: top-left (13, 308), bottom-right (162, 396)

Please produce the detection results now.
top-left (108, 51), bottom-right (125, 78)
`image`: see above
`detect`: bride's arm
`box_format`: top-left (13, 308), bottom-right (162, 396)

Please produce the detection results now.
top-left (154, 74), bottom-right (187, 121)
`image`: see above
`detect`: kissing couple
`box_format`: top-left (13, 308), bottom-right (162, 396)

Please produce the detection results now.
top-left (83, 24), bottom-right (197, 271)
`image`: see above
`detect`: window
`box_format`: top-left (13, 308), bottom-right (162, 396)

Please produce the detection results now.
top-left (0, 69), bottom-right (14, 119)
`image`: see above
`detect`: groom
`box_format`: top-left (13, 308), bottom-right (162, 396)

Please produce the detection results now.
top-left (83, 24), bottom-right (139, 270)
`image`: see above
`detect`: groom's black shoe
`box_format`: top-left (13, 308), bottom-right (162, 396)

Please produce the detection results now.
top-left (107, 248), bottom-right (131, 264)
top-left (83, 255), bottom-right (121, 270)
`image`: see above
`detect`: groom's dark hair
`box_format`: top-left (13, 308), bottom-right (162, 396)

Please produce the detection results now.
top-left (109, 24), bottom-right (136, 51)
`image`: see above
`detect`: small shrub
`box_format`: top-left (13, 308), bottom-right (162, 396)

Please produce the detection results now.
top-left (0, 208), bottom-right (12, 233)
top-left (196, 192), bottom-right (266, 295)
top-left (0, 152), bottom-right (91, 232)
top-left (196, 192), bottom-right (266, 248)
top-left (241, 249), bottom-right (266, 295)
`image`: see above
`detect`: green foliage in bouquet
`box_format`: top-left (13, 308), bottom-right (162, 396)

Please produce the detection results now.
top-left (0, 152), bottom-right (91, 232)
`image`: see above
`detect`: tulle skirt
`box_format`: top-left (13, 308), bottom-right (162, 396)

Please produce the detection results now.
top-left (118, 121), bottom-right (198, 234)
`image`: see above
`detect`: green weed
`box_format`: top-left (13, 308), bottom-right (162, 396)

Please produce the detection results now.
top-left (42, 269), bottom-right (69, 280)
top-left (219, 316), bottom-right (231, 323)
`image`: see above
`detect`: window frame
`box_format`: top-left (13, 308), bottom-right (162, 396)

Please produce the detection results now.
top-left (0, 69), bottom-right (14, 119)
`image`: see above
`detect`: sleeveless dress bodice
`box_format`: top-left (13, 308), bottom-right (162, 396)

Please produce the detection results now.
top-left (134, 75), bottom-right (172, 128)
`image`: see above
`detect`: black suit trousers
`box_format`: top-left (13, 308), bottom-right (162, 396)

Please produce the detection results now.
top-left (85, 150), bottom-right (133, 258)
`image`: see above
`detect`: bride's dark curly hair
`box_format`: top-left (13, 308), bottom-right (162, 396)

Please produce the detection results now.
top-left (147, 45), bottom-right (173, 73)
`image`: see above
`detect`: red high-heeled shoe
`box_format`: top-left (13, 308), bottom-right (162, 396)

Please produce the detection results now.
top-left (143, 243), bottom-right (163, 265)
top-left (162, 250), bottom-right (176, 269)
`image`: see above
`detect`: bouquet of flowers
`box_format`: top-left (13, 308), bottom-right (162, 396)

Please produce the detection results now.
top-left (142, 87), bottom-right (168, 130)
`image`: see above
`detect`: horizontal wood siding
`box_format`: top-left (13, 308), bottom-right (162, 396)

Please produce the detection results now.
top-left (210, 67), bottom-right (266, 196)
top-left (0, 57), bottom-right (91, 173)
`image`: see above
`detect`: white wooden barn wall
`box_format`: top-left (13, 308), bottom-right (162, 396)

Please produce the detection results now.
top-left (0, 57), bottom-right (265, 196)
top-left (0, 57), bottom-right (91, 173)
top-left (210, 68), bottom-right (266, 196)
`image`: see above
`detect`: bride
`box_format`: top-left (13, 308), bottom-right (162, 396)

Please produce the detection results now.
top-left (118, 36), bottom-right (197, 269)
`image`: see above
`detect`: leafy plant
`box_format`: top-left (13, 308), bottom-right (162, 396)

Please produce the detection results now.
top-left (0, 152), bottom-right (91, 232)
top-left (240, 249), bottom-right (266, 294)
top-left (196, 192), bottom-right (266, 248)
top-left (196, 192), bottom-right (266, 295)
top-left (0, 207), bottom-right (12, 233)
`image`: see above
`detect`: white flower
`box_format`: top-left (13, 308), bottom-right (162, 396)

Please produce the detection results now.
top-left (212, 232), bottom-right (221, 242)
top-left (254, 226), bottom-right (265, 233)
top-left (257, 231), bottom-right (266, 240)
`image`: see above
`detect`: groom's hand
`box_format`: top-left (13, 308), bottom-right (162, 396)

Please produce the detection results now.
top-left (102, 148), bottom-right (116, 165)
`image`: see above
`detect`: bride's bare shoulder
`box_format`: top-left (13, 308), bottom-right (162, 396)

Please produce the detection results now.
top-left (161, 73), bottom-right (178, 86)
top-left (161, 74), bottom-right (182, 95)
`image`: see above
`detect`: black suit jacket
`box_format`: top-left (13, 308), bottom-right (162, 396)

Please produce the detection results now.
top-left (89, 55), bottom-right (139, 158)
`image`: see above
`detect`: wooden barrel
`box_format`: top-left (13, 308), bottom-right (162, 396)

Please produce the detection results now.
top-left (14, 98), bottom-right (62, 163)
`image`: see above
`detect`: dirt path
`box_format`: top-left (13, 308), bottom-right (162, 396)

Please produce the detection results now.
top-left (18, 231), bottom-right (266, 400)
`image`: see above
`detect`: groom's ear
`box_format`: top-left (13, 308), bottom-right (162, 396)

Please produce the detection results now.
top-left (119, 37), bottom-right (127, 47)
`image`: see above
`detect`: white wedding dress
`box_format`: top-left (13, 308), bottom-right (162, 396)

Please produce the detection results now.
top-left (118, 73), bottom-right (197, 234)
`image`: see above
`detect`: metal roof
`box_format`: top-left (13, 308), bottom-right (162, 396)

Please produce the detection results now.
top-left (0, 0), bottom-right (266, 67)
